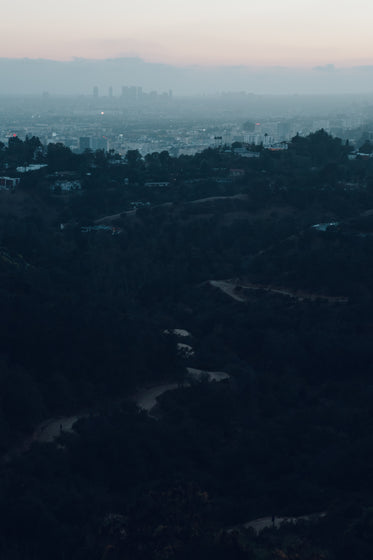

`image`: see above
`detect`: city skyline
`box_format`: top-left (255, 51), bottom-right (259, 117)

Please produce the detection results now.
top-left (2, 0), bottom-right (373, 68)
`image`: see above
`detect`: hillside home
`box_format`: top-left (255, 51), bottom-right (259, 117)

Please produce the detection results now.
top-left (0, 177), bottom-right (20, 190)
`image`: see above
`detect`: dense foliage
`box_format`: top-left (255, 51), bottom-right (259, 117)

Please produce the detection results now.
top-left (0, 131), bottom-right (373, 558)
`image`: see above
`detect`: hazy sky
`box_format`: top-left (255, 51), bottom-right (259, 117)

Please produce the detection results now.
top-left (2, 0), bottom-right (373, 67)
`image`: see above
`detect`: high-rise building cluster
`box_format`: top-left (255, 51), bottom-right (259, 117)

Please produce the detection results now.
top-left (91, 85), bottom-right (172, 101)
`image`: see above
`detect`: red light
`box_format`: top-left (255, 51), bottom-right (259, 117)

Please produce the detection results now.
top-left (13, 133), bottom-right (17, 137)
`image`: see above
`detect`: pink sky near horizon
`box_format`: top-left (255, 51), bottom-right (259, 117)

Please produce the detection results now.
top-left (2, 0), bottom-right (373, 68)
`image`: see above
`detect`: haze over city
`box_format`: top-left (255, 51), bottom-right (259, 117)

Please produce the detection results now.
top-left (1, 0), bottom-right (373, 95)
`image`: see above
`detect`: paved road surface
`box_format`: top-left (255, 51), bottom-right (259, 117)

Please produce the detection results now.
top-left (228, 512), bottom-right (326, 534)
top-left (209, 280), bottom-right (246, 301)
top-left (29, 369), bottom-right (230, 445)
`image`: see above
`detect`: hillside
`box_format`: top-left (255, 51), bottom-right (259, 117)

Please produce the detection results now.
top-left (0, 132), bottom-right (373, 559)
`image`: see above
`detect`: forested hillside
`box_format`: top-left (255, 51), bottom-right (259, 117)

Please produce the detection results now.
top-left (1, 131), bottom-right (373, 558)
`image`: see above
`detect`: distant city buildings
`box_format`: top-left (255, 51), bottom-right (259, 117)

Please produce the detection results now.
top-left (79, 136), bottom-right (108, 152)
top-left (0, 90), bottom-right (371, 160)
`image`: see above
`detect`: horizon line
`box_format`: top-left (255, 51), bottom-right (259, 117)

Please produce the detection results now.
top-left (1, 56), bottom-right (373, 71)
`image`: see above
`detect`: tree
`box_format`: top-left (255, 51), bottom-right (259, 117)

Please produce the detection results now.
top-left (126, 149), bottom-right (143, 168)
top-left (359, 140), bottom-right (373, 154)
top-left (24, 136), bottom-right (44, 162)
top-left (46, 143), bottom-right (76, 171)
top-left (125, 149), bottom-right (144, 182)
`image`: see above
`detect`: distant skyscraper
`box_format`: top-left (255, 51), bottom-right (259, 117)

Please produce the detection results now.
top-left (93, 86), bottom-right (99, 98)
top-left (129, 86), bottom-right (137, 101)
top-left (108, 86), bottom-right (113, 98)
top-left (277, 122), bottom-right (291, 139)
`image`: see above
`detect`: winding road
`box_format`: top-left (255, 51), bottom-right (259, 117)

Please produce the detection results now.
top-left (227, 512), bottom-right (326, 534)
top-left (209, 279), bottom-right (348, 303)
top-left (5, 343), bottom-right (323, 535)
top-left (26, 368), bottom-right (230, 445)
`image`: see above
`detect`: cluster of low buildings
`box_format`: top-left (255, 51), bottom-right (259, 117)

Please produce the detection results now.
top-left (1, 92), bottom-right (370, 161)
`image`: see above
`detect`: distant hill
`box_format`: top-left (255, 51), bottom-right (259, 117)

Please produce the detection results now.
top-left (2, 57), bottom-right (373, 95)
